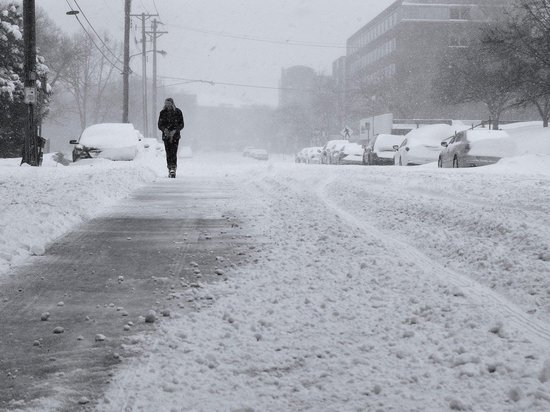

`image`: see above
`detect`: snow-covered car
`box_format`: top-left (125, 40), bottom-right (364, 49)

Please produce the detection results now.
top-left (242, 146), bottom-right (254, 157)
top-left (70, 123), bottom-right (141, 162)
top-left (438, 129), bottom-right (516, 168)
top-left (249, 149), bottom-right (269, 160)
top-left (295, 148), bottom-right (308, 163)
top-left (321, 139), bottom-right (348, 164)
top-left (365, 134), bottom-right (406, 166)
top-left (338, 142), bottom-right (364, 165)
top-left (296, 147), bottom-right (322, 164)
top-left (394, 124), bottom-right (455, 166)
top-left (306, 147), bottom-right (322, 164)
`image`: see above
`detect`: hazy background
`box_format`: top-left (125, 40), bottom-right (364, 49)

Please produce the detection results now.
top-left (40, 0), bottom-right (393, 107)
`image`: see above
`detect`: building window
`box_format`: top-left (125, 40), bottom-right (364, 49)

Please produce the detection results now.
top-left (450, 6), bottom-right (471, 20)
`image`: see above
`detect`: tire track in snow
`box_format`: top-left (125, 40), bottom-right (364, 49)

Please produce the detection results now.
top-left (311, 176), bottom-right (550, 344)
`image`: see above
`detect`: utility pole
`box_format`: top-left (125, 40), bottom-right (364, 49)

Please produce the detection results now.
top-left (141, 13), bottom-right (148, 137)
top-left (122, 0), bottom-right (131, 123)
top-left (21, 0), bottom-right (39, 166)
top-left (130, 12), bottom-right (158, 137)
top-left (146, 19), bottom-right (167, 140)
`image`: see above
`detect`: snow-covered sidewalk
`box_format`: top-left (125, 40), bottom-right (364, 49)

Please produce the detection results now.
top-left (96, 155), bottom-right (550, 411)
top-left (0, 147), bottom-right (164, 278)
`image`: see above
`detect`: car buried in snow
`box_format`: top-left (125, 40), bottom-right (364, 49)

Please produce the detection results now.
top-left (438, 129), bottom-right (516, 168)
top-left (242, 146), bottom-right (254, 157)
top-left (69, 123), bottom-right (141, 162)
top-left (296, 147), bottom-right (322, 164)
top-left (364, 134), bottom-right (406, 166)
top-left (321, 139), bottom-right (349, 164)
top-left (248, 148), bottom-right (269, 160)
top-left (394, 124), bottom-right (456, 166)
top-left (337, 142), bottom-right (365, 165)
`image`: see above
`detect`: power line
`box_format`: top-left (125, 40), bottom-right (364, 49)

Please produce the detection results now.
top-left (72, 0), bottom-right (124, 66)
top-left (159, 76), bottom-right (314, 92)
top-left (64, 0), bottom-right (123, 72)
top-left (163, 23), bottom-right (346, 49)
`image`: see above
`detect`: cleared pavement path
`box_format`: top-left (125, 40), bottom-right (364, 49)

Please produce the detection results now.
top-left (0, 177), bottom-right (248, 411)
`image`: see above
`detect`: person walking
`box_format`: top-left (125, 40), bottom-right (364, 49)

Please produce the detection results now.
top-left (158, 97), bottom-right (185, 178)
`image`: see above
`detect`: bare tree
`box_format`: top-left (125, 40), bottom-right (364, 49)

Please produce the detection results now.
top-left (433, 38), bottom-right (523, 129)
top-left (62, 31), bottom-right (121, 129)
top-left (484, 0), bottom-right (550, 126)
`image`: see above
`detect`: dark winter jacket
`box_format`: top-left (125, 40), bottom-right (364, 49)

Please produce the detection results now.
top-left (158, 107), bottom-right (184, 141)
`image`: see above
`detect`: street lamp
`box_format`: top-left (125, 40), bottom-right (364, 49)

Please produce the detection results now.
top-left (66, 10), bottom-right (79, 16)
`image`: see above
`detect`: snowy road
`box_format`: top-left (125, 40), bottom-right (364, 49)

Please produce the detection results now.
top-left (93, 155), bottom-right (550, 412)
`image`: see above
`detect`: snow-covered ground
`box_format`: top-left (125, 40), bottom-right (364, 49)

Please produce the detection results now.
top-left (0, 143), bottom-right (165, 277)
top-left (94, 150), bottom-right (550, 411)
top-left (3, 125), bottom-right (550, 411)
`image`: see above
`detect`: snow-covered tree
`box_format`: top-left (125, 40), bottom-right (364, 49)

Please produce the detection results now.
top-left (0, 2), bottom-right (50, 157)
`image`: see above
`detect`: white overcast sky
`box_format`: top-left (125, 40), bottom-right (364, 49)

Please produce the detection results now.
top-left (38, 0), bottom-right (394, 107)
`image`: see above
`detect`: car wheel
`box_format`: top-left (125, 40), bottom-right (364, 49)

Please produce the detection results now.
top-left (438, 157), bottom-right (442, 168)
top-left (453, 156), bottom-right (459, 168)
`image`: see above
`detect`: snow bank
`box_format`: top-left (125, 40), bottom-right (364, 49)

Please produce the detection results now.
top-left (466, 130), bottom-right (516, 158)
top-left (504, 124), bottom-right (550, 156)
top-left (0, 145), bottom-right (165, 278)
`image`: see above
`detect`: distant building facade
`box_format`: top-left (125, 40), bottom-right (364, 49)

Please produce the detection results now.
top-left (345, 0), bottom-right (506, 120)
top-left (278, 65), bottom-right (316, 108)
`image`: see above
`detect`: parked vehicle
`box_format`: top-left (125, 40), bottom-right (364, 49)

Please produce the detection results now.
top-left (249, 148), bottom-right (269, 160)
top-left (438, 129), bottom-right (516, 168)
top-left (295, 147), bottom-right (320, 163)
top-left (242, 147), bottom-right (254, 157)
top-left (303, 146), bottom-right (322, 164)
top-left (394, 124), bottom-right (455, 166)
top-left (338, 142), bottom-right (365, 165)
top-left (321, 139), bottom-right (348, 164)
top-left (69, 123), bottom-right (141, 162)
top-left (306, 147), bottom-right (322, 164)
top-left (295, 148), bottom-right (307, 163)
top-left (364, 134), bottom-right (406, 165)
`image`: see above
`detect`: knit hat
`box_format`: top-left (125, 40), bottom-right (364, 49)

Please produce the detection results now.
top-left (165, 97), bottom-right (174, 105)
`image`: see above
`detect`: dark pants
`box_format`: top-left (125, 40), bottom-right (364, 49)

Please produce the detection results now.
top-left (164, 138), bottom-right (179, 170)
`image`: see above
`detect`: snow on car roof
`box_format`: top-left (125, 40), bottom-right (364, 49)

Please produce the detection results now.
top-left (373, 134), bottom-right (406, 152)
top-left (405, 124), bottom-right (456, 145)
top-left (343, 142), bottom-right (363, 155)
top-left (79, 123), bottom-right (139, 148)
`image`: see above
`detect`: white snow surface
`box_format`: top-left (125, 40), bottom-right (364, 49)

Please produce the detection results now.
top-left (78, 123), bottom-right (141, 148)
top-left (3, 127), bottom-right (550, 410)
top-left (373, 134), bottom-right (406, 152)
top-left (465, 130), bottom-right (516, 158)
top-left (94, 152), bottom-right (550, 412)
top-left (406, 124), bottom-right (457, 147)
top-left (0, 145), bottom-right (165, 277)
